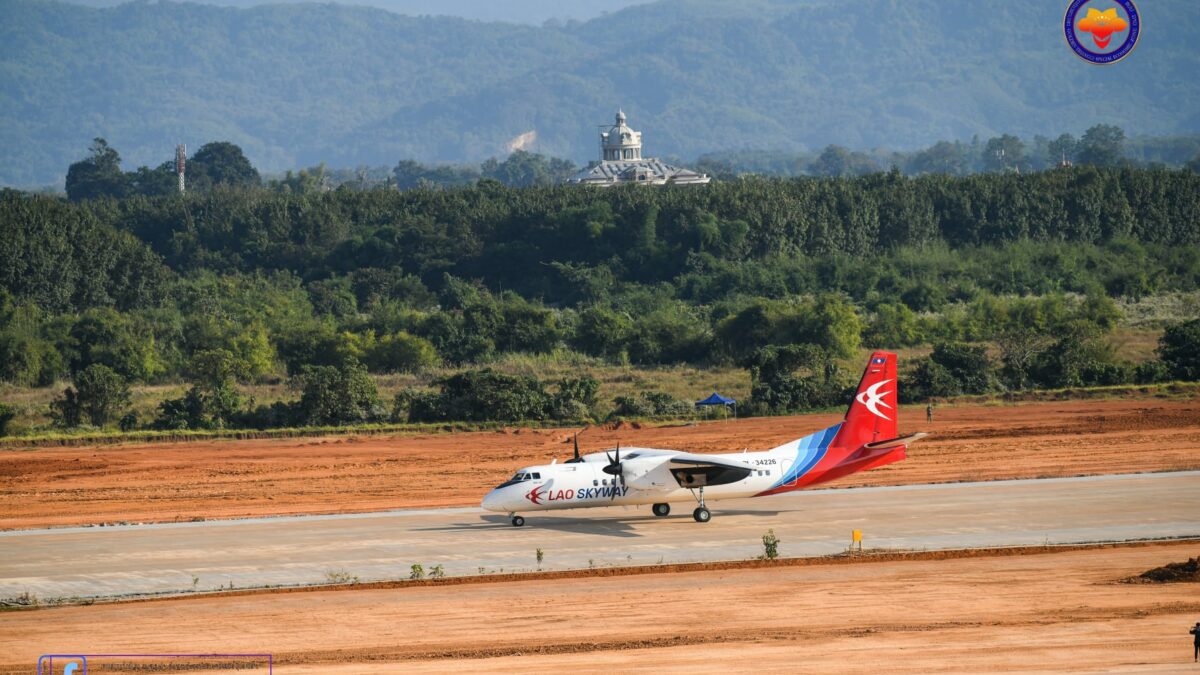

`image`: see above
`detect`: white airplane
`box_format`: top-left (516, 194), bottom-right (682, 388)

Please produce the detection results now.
top-left (482, 351), bottom-right (926, 525)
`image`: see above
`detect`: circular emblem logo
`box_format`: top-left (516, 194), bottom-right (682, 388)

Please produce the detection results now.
top-left (1064, 0), bottom-right (1140, 64)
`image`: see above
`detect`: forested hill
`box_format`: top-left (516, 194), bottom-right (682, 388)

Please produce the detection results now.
top-left (4, 0), bottom-right (1200, 186)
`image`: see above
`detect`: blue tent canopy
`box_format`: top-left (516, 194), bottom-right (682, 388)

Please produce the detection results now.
top-left (696, 392), bottom-right (736, 407)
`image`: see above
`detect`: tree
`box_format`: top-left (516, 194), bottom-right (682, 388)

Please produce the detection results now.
top-left (996, 327), bottom-right (1053, 390)
top-left (746, 344), bottom-right (846, 413)
top-left (573, 306), bottom-right (632, 359)
top-left (126, 162), bottom-right (179, 197)
top-left (983, 135), bottom-right (1025, 172)
top-left (69, 308), bottom-right (163, 382)
top-left (155, 349), bottom-right (246, 430)
top-left (481, 151), bottom-right (576, 187)
top-left (1077, 124), bottom-right (1126, 167)
top-left (51, 363), bottom-right (131, 427)
top-left (1048, 133), bottom-right (1078, 166)
top-left (904, 359), bottom-right (960, 401)
top-left (1029, 320), bottom-right (1122, 388)
top-left (65, 138), bottom-right (128, 201)
top-left (0, 332), bottom-right (64, 387)
top-left (188, 142), bottom-right (261, 189)
top-left (864, 303), bottom-right (924, 347)
top-left (294, 358), bottom-right (380, 426)
top-left (1158, 319), bottom-right (1200, 381)
top-left (905, 141), bottom-right (970, 175)
top-left (551, 375), bottom-right (599, 420)
top-left (364, 332), bottom-right (439, 373)
top-left (400, 369), bottom-right (552, 423)
top-left (929, 342), bottom-right (995, 394)
top-left (811, 145), bottom-right (879, 177)
top-left (805, 295), bottom-right (863, 359)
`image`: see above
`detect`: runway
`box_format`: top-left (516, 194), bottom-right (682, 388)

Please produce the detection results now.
top-left (2, 470), bottom-right (1197, 600)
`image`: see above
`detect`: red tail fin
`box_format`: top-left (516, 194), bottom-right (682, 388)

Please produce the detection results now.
top-left (834, 351), bottom-right (898, 449)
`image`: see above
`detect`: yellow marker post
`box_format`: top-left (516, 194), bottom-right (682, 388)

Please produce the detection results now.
top-left (851, 529), bottom-right (863, 553)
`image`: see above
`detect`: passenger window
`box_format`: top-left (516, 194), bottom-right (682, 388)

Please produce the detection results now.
top-left (602, 479), bottom-right (608, 486)
top-left (593, 480), bottom-right (598, 486)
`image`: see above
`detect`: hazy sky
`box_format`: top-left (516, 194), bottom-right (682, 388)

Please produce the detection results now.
top-left (59, 0), bottom-right (653, 24)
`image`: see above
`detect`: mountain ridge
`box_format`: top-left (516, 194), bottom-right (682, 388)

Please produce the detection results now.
top-left (2, 0), bottom-right (1198, 185)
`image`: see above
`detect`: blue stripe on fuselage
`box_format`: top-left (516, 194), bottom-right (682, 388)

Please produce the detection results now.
top-left (768, 422), bottom-right (841, 489)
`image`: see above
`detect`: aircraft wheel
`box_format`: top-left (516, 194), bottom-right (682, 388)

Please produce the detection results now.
top-left (511, 515), bottom-right (525, 527)
top-left (692, 507), bottom-right (711, 523)
top-left (652, 503), bottom-right (671, 517)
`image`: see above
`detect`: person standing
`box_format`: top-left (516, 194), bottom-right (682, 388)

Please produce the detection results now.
top-left (926, 401), bottom-right (934, 424)
top-left (1191, 622), bottom-right (1200, 661)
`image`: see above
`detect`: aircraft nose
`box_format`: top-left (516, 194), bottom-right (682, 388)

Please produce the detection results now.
top-left (481, 488), bottom-right (503, 512)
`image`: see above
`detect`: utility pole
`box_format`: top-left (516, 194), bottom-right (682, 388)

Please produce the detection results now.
top-left (175, 144), bottom-right (186, 193)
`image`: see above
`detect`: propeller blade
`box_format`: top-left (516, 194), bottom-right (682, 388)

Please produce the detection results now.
top-left (609, 442), bottom-right (624, 499)
top-left (573, 434), bottom-right (580, 461)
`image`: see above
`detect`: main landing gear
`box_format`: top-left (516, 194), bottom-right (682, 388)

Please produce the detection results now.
top-left (692, 486), bottom-right (711, 523)
top-left (652, 503), bottom-right (671, 517)
top-left (510, 514), bottom-right (525, 527)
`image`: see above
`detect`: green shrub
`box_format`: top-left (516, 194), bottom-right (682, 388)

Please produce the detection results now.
top-left (0, 403), bottom-right (15, 436)
top-left (1158, 319), bottom-right (1200, 381)
top-left (294, 358), bottom-right (381, 425)
top-left (364, 331), bottom-right (439, 373)
top-left (154, 350), bottom-right (246, 430)
top-left (611, 391), bottom-right (693, 419)
top-left (50, 363), bottom-right (131, 428)
top-left (746, 344), bottom-right (848, 414)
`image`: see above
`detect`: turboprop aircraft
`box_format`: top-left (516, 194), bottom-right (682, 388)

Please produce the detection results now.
top-left (481, 351), bottom-right (926, 525)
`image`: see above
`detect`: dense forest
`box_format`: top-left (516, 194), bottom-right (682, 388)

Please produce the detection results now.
top-left (1, 141), bottom-right (1199, 434)
top-left (5, 0), bottom-right (1200, 186)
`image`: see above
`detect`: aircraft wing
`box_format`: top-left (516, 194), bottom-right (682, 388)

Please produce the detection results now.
top-left (665, 452), bottom-right (752, 488)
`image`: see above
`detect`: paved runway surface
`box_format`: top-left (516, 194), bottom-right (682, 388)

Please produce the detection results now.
top-left (2, 471), bottom-right (1197, 600)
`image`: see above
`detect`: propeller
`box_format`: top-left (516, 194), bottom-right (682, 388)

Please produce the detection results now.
top-left (602, 443), bottom-right (625, 499)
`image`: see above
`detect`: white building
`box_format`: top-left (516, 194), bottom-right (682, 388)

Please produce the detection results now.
top-left (566, 110), bottom-right (711, 186)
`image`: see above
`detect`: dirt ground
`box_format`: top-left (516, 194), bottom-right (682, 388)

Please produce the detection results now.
top-left (2, 542), bottom-right (1198, 673)
top-left (2, 397), bottom-right (1198, 530)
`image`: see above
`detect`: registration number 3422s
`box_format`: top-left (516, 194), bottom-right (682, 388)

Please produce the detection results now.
top-left (753, 459), bottom-right (776, 466)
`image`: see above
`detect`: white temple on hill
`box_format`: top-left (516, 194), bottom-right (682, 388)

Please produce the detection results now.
top-left (566, 110), bottom-right (711, 186)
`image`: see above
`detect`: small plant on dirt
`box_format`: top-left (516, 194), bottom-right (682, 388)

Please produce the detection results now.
top-left (0, 591), bottom-right (39, 608)
top-left (536, 548), bottom-right (544, 567)
top-left (429, 564), bottom-right (445, 579)
top-left (191, 575), bottom-right (200, 589)
top-left (478, 567), bottom-right (486, 575)
top-left (588, 559), bottom-right (595, 569)
top-left (410, 564), bottom-right (425, 580)
top-left (324, 569), bottom-right (359, 584)
top-left (762, 529), bottom-right (780, 560)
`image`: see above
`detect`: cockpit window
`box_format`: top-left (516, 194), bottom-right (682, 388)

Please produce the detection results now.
top-left (532, 472), bottom-right (541, 479)
top-left (498, 471), bottom-right (534, 488)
